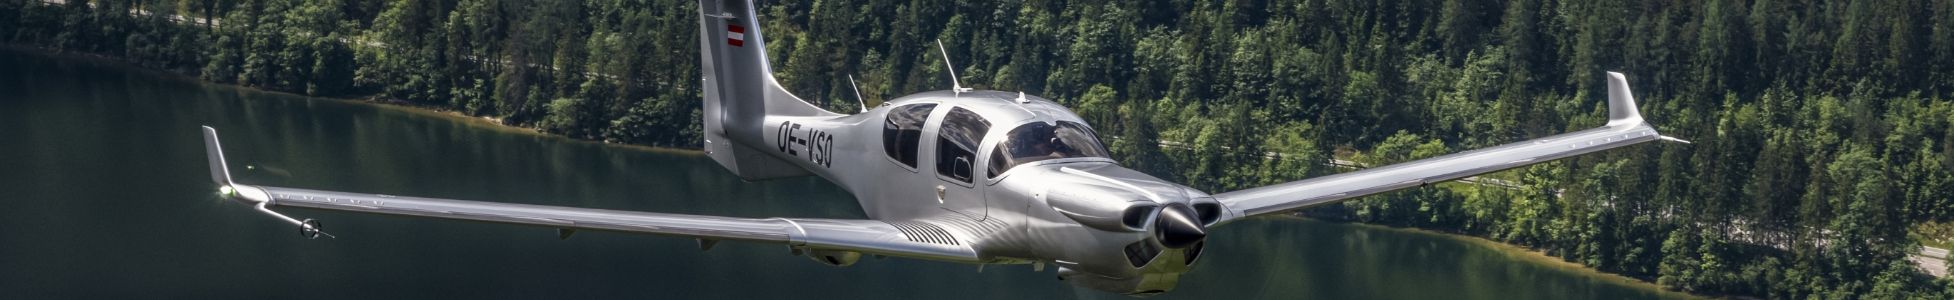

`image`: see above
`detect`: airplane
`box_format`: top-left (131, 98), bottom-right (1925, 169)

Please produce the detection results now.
top-left (198, 0), bottom-right (1686, 295)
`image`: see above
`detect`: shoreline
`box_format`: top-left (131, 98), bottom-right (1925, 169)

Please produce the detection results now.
top-left (12, 45), bottom-right (1707, 298)
top-left (331, 95), bottom-right (714, 156)
top-left (1288, 216), bottom-right (1709, 299)
top-left (0, 45), bottom-right (711, 157)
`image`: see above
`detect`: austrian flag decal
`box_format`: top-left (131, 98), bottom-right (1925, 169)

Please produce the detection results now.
top-left (727, 25), bottom-right (745, 47)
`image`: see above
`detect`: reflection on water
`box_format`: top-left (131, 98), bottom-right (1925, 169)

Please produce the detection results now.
top-left (0, 49), bottom-right (1694, 299)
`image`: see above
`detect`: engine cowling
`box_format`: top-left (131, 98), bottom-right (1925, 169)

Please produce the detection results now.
top-left (1046, 187), bottom-right (1155, 232)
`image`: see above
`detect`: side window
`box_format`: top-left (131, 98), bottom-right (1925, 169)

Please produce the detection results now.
top-left (882, 104), bottom-right (936, 168)
top-left (935, 107), bottom-right (990, 183)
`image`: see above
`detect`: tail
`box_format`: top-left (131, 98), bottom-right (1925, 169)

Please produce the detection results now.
top-left (697, 0), bottom-right (835, 180)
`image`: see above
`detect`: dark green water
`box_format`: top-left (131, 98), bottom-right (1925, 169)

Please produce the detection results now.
top-left (0, 49), bottom-right (1697, 299)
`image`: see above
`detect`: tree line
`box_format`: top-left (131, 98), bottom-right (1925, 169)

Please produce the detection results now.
top-left (5, 0), bottom-right (1954, 297)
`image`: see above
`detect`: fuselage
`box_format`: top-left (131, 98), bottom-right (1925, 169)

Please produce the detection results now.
top-left (764, 91), bottom-right (1097, 219)
top-left (746, 90), bottom-right (1217, 293)
top-left (692, 0), bottom-right (1216, 293)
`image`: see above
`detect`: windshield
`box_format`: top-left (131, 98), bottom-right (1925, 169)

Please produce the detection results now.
top-left (988, 121), bottom-right (1111, 177)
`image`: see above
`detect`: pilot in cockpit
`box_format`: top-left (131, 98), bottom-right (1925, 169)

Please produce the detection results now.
top-left (993, 121), bottom-right (1112, 176)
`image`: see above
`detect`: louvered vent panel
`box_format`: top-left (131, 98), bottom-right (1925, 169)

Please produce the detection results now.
top-left (887, 221), bottom-right (959, 245)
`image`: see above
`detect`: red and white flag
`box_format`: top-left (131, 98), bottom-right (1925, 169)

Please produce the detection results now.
top-left (727, 25), bottom-right (746, 47)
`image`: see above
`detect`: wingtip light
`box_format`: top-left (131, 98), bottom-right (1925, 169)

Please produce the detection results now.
top-left (204, 125), bottom-right (335, 239)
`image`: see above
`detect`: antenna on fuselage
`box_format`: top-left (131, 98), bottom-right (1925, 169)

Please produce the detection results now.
top-left (847, 75), bottom-right (868, 113)
top-left (935, 40), bottom-right (972, 97)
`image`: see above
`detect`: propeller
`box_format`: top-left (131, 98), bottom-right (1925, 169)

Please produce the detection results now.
top-left (1154, 203), bottom-right (1206, 249)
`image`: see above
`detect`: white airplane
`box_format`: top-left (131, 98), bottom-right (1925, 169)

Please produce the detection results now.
top-left (200, 0), bottom-right (1684, 295)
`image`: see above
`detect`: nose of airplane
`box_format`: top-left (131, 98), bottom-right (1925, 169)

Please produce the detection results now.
top-left (1155, 203), bottom-right (1206, 249)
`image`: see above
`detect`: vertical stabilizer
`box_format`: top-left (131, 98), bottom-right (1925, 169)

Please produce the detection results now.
top-left (698, 0), bottom-right (829, 180)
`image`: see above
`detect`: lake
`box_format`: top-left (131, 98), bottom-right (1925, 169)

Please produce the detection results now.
top-left (0, 48), bottom-right (1696, 299)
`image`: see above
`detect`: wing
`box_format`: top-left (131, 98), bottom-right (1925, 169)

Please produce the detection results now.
top-left (201, 127), bottom-right (978, 263)
top-left (1211, 72), bottom-right (1684, 225)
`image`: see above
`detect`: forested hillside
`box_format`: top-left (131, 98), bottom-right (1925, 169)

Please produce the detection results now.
top-left (5, 0), bottom-right (1954, 297)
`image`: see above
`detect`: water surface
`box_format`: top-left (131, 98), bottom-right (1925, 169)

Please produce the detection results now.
top-left (0, 49), bottom-right (1695, 299)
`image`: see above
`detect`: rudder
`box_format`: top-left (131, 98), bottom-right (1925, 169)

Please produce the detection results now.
top-left (697, 0), bottom-right (835, 180)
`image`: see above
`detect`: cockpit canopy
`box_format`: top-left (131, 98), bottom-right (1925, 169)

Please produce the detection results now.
top-left (878, 91), bottom-right (1113, 182)
top-left (988, 121), bottom-right (1110, 177)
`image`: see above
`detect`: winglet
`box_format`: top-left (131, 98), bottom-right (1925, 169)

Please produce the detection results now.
top-left (1604, 72), bottom-right (1645, 127)
top-left (202, 126), bottom-right (234, 185)
top-left (204, 126), bottom-right (332, 239)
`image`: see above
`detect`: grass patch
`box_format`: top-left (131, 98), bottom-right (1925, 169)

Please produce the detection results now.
top-left (1927, 239), bottom-right (1952, 250)
top-left (1913, 222), bottom-right (1954, 250)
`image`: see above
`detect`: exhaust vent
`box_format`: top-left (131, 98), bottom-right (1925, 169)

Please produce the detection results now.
top-left (888, 221), bottom-right (960, 245)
